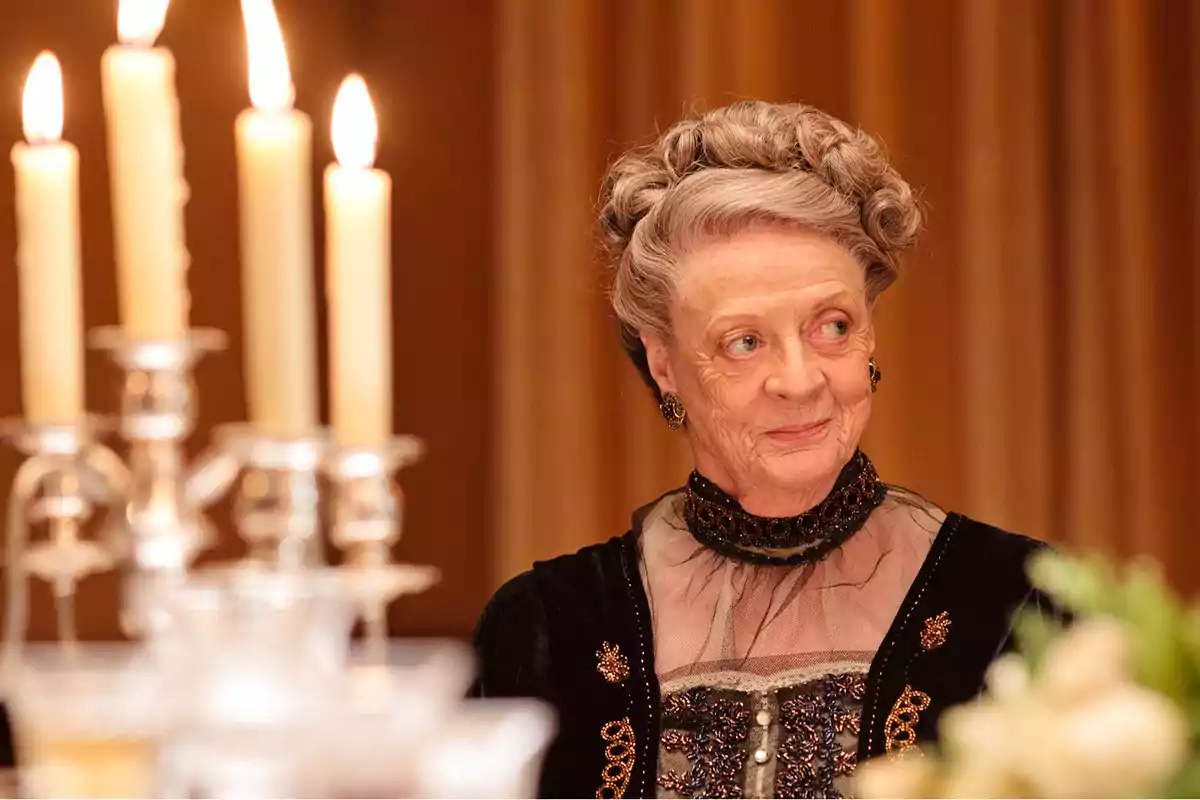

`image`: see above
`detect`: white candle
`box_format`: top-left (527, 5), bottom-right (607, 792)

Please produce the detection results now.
top-left (235, 0), bottom-right (316, 436)
top-left (325, 75), bottom-right (392, 446)
top-left (11, 53), bottom-right (84, 426)
top-left (100, 0), bottom-right (189, 338)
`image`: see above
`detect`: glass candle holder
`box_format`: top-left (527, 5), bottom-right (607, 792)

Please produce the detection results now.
top-left (159, 721), bottom-right (329, 800)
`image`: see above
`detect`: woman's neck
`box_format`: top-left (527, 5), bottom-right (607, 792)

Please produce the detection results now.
top-left (690, 457), bottom-right (844, 518)
top-left (681, 451), bottom-right (887, 566)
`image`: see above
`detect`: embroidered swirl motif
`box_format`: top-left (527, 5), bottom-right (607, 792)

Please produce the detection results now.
top-left (683, 450), bottom-right (887, 565)
top-left (920, 611), bottom-right (951, 652)
top-left (658, 676), bottom-right (866, 799)
top-left (657, 687), bottom-right (751, 798)
top-left (884, 685), bottom-right (931, 754)
top-left (596, 641), bottom-right (630, 684)
top-left (776, 673), bottom-right (866, 799)
top-left (597, 717), bottom-right (636, 799)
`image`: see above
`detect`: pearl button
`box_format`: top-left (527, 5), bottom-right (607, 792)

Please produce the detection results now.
top-left (756, 710), bottom-right (771, 727)
top-left (753, 748), bottom-right (770, 764)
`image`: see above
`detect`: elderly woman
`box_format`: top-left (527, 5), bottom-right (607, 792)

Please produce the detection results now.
top-left (473, 101), bottom-right (1053, 799)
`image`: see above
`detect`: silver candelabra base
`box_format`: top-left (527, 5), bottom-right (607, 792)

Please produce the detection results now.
top-left (0, 326), bottom-right (557, 800)
top-left (2, 326), bottom-right (438, 658)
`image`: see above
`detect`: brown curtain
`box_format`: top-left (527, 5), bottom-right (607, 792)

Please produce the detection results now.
top-left (493, 0), bottom-right (1200, 594)
top-left (1, 1), bottom-right (1196, 642)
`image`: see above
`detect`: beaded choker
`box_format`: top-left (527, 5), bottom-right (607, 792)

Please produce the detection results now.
top-left (682, 451), bottom-right (887, 566)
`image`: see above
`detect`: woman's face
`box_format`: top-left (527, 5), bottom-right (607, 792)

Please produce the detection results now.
top-left (644, 225), bottom-right (875, 514)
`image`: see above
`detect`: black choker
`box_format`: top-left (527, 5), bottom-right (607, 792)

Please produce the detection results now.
top-left (682, 451), bottom-right (887, 566)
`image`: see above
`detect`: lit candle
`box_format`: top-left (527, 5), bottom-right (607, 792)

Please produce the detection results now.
top-left (100, 0), bottom-right (188, 338)
top-left (235, 0), bottom-right (316, 437)
top-left (11, 53), bottom-right (84, 426)
top-left (325, 76), bottom-right (391, 446)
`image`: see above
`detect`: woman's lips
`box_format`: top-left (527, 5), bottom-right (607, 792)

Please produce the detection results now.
top-left (764, 419), bottom-right (831, 444)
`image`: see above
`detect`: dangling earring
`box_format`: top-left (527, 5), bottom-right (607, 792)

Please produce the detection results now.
top-left (659, 392), bottom-right (686, 430)
top-left (868, 358), bottom-right (882, 393)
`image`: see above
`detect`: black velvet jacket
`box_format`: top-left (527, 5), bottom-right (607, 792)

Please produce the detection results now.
top-left (473, 511), bottom-right (1055, 798)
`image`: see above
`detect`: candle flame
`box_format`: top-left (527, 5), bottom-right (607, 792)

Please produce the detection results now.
top-left (117, 0), bottom-right (171, 47)
top-left (22, 52), bottom-right (64, 144)
top-left (331, 75), bottom-right (377, 169)
top-left (241, 0), bottom-right (294, 112)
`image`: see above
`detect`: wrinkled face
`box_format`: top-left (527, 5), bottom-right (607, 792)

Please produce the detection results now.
top-left (644, 225), bottom-right (875, 514)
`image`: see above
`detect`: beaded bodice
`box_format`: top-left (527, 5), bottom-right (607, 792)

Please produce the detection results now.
top-left (656, 668), bottom-right (867, 799)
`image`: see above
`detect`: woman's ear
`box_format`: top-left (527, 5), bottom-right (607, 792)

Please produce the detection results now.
top-left (642, 332), bottom-right (677, 396)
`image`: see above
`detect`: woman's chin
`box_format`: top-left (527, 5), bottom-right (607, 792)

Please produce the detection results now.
top-left (757, 439), bottom-right (847, 494)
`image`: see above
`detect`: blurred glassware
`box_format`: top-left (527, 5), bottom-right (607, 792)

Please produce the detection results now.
top-left (153, 564), bottom-right (356, 682)
top-left (412, 699), bottom-right (557, 799)
top-left (149, 565), bottom-right (355, 797)
top-left (6, 643), bottom-right (165, 799)
top-left (2, 560), bottom-right (559, 798)
top-left (311, 638), bottom-right (476, 797)
top-left (159, 720), bottom-right (329, 800)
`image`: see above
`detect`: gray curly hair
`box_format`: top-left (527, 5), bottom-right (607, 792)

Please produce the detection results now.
top-left (599, 100), bottom-right (922, 401)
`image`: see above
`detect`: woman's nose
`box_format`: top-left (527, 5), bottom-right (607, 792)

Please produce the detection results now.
top-left (763, 340), bottom-right (824, 401)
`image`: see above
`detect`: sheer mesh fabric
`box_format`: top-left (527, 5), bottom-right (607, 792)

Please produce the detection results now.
top-left (640, 489), bottom-right (943, 798)
top-left (639, 490), bottom-right (942, 679)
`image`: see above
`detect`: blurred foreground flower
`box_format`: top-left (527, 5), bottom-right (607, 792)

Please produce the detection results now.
top-left (856, 551), bottom-right (1200, 799)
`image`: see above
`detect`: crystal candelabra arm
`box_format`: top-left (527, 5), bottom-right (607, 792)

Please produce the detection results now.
top-left (215, 424), bottom-right (329, 570)
top-left (4, 453), bottom-right (58, 664)
top-left (184, 440), bottom-right (244, 512)
top-left (80, 441), bottom-right (133, 558)
top-left (326, 436), bottom-right (439, 654)
top-left (88, 327), bottom-right (231, 639)
top-left (1, 420), bottom-right (117, 669)
top-left (78, 440), bottom-right (129, 503)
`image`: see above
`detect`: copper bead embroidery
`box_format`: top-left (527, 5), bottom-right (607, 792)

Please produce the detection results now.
top-left (597, 717), bottom-right (636, 799)
top-left (596, 641), bottom-right (630, 684)
top-left (776, 673), bottom-right (865, 798)
top-left (658, 674), bottom-right (865, 799)
top-left (658, 687), bottom-right (751, 798)
top-left (920, 611), bottom-right (951, 652)
top-left (884, 685), bottom-right (931, 754)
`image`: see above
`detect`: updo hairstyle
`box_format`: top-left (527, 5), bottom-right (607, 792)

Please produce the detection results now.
top-left (599, 100), bottom-right (922, 401)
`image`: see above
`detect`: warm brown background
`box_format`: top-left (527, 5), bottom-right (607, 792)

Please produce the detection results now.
top-left (0, 1), bottom-right (1196, 641)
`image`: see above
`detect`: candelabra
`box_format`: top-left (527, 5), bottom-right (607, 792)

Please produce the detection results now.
top-left (1, 417), bottom-right (113, 656)
top-left (0, 328), bottom-right (554, 799)
top-left (2, 325), bottom-right (438, 656)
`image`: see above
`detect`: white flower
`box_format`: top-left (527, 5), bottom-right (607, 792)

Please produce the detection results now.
top-left (939, 701), bottom-right (1013, 763)
top-left (855, 753), bottom-right (938, 799)
top-left (943, 695), bottom-right (1055, 793)
top-left (1021, 683), bottom-right (1189, 798)
top-left (1036, 617), bottom-right (1132, 706)
top-left (938, 759), bottom-right (1027, 799)
top-left (858, 613), bottom-right (1189, 800)
top-left (985, 654), bottom-right (1030, 701)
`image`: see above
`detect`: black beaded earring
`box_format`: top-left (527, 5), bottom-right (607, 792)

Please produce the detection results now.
top-left (659, 392), bottom-right (686, 429)
top-left (868, 358), bottom-right (882, 393)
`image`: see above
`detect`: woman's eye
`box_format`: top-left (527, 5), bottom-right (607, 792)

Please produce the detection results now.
top-left (725, 335), bottom-right (761, 357)
top-left (819, 318), bottom-right (851, 339)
